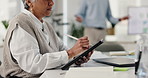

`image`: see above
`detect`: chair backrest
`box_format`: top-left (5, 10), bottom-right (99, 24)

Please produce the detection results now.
top-left (0, 61), bottom-right (3, 78)
top-left (95, 42), bottom-right (125, 52)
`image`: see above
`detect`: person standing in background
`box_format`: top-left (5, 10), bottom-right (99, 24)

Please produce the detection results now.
top-left (75, 0), bottom-right (128, 44)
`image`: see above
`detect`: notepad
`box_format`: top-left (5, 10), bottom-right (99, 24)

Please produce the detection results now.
top-left (64, 67), bottom-right (116, 78)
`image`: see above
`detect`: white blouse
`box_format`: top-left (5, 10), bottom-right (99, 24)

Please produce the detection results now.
top-left (9, 9), bottom-right (69, 74)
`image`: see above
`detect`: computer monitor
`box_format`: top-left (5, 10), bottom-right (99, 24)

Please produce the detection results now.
top-left (128, 7), bottom-right (148, 34)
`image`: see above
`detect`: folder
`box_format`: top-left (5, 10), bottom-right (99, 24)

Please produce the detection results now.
top-left (93, 57), bottom-right (135, 67)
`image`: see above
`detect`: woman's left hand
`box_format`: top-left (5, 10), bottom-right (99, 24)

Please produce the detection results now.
top-left (75, 51), bottom-right (93, 66)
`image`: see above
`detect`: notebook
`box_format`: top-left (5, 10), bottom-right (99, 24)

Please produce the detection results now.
top-left (93, 57), bottom-right (135, 67)
top-left (61, 39), bottom-right (104, 70)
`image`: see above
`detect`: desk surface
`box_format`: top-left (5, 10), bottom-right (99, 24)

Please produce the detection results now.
top-left (40, 51), bottom-right (135, 78)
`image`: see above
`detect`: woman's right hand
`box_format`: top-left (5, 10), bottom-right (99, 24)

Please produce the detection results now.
top-left (67, 36), bottom-right (89, 59)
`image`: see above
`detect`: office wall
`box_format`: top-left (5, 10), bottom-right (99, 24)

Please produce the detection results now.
top-left (0, 0), bottom-right (9, 46)
top-left (0, 0), bottom-right (22, 21)
top-left (53, 0), bottom-right (81, 22)
top-left (0, 0), bottom-right (22, 45)
top-left (0, 0), bottom-right (9, 21)
top-left (67, 0), bottom-right (81, 20)
top-left (141, 0), bottom-right (148, 6)
top-left (116, 0), bottom-right (137, 17)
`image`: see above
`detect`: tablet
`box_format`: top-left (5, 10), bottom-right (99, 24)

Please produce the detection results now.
top-left (93, 57), bottom-right (135, 67)
top-left (61, 39), bottom-right (104, 70)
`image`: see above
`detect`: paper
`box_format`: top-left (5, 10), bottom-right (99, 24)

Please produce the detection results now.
top-left (109, 51), bottom-right (135, 56)
top-left (64, 67), bottom-right (116, 78)
top-left (90, 51), bottom-right (109, 59)
top-left (40, 70), bottom-right (66, 78)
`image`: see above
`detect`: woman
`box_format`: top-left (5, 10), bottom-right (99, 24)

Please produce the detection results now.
top-left (0, 0), bottom-right (92, 77)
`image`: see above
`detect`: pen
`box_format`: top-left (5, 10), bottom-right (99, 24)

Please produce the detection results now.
top-left (65, 34), bottom-right (93, 45)
top-left (65, 34), bottom-right (78, 40)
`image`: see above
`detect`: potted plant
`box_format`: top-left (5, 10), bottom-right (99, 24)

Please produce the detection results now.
top-left (1, 20), bottom-right (9, 29)
top-left (70, 22), bottom-right (84, 38)
top-left (0, 20), bottom-right (8, 44)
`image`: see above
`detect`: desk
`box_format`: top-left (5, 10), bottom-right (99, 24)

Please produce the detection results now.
top-left (40, 51), bottom-right (135, 78)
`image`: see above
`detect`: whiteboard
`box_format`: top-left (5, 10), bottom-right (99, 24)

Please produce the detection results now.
top-left (128, 7), bottom-right (148, 34)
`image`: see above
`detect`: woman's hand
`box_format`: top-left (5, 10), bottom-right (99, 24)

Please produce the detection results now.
top-left (75, 51), bottom-right (93, 66)
top-left (67, 36), bottom-right (89, 59)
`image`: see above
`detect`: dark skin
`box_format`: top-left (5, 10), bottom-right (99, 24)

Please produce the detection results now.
top-left (75, 51), bottom-right (93, 65)
top-left (26, 0), bottom-right (54, 22)
top-left (25, 0), bottom-right (92, 65)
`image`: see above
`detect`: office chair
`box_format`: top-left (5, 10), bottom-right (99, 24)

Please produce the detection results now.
top-left (0, 61), bottom-right (3, 78)
top-left (95, 42), bottom-right (125, 52)
top-left (0, 75), bottom-right (2, 78)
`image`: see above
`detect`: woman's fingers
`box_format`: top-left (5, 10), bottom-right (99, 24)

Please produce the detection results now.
top-left (67, 36), bottom-right (91, 59)
top-left (78, 37), bottom-right (89, 49)
top-left (87, 51), bottom-right (93, 58)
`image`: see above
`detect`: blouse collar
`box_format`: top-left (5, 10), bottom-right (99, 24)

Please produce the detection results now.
top-left (22, 9), bottom-right (44, 30)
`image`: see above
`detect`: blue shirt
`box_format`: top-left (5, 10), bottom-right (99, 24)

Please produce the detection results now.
top-left (76, 0), bottom-right (119, 28)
